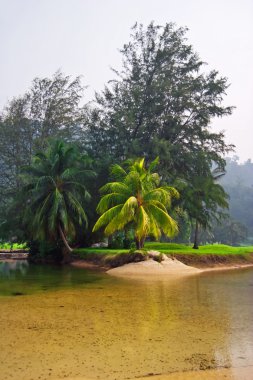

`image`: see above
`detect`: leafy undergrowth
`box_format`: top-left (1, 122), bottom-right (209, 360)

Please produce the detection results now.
top-left (0, 242), bottom-right (27, 250)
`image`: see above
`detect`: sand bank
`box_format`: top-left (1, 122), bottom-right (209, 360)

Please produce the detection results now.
top-left (107, 255), bottom-right (202, 278)
top-left (71, 255), bottom-right (253, 279)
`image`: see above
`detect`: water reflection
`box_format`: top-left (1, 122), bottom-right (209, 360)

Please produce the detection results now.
top-left (0, 260), bottom-right (107, 296)
top-left (0, 263), bottom-right (253, 380)
top-left (0, 260), bottom-right (28, 277)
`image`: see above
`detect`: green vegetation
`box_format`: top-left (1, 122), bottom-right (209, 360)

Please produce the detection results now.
top-left (1, 22), bottom-right (247, 262)
top-left (144, 242), bottom-right (253, 255)
top-left (0, 242), bottom-right (27, 250)
top-left (178, 157), bottom-right (229, 249)
top-left (20, 140), bottom-right (94, 262)
top-left (72, 242), bottom-right (253, 271)
top-left (74, 243), bottom-right (253, 257)
top-left (93, 158), bottom-right (178, 249)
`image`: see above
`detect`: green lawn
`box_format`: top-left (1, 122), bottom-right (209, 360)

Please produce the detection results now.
top-left (74, 243), bottom-right (253, 257)
top-left (74, 248), bottom-right (128, 257)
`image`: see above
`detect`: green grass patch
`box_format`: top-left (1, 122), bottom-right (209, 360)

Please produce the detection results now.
top-left (73, 247), bottom-right (128, 258)
top-left (74, 243), bottom-right (253, 258)
top-left (0, 242), bottom-right (27, 250)
top-left (145, 242), bottom-right (253, 255)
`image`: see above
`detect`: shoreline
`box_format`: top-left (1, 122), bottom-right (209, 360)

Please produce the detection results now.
top-left (2, 251), bottom-right (253, 278)
top-left (71, 257), bottom-right (253, 278)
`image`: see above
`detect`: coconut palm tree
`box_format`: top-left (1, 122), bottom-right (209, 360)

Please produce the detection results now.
top-left (93, 158), bottom-right (179, 249)
top-left (178, 160), bottom-right (229, 249)
top-left (21, 140), bottom-right (94, 261)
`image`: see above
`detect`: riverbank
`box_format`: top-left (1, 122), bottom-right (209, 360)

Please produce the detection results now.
top-left (73, 243), bottom-right (253, 273)
top-left (71, 250), bottom-right (253, 278)
top-left (0, 251), bottom-right (28, 260)
top-left (2, 243), bottom-right (253, 278)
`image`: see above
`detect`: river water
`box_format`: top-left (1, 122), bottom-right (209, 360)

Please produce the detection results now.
top-left (0, 260), bottom-right (253, 380)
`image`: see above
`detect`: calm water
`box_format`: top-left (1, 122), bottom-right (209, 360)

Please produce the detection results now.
top-left (0, 260), bottom-right (107, 296)
top-left (0, 261), bottom-right (253, 380)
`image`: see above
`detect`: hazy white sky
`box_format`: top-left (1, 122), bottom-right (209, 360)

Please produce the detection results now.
top-left (0, 0), bottom-right (252, 161)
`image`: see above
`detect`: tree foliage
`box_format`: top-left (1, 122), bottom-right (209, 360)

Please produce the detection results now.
top-left (93, 158), bottom-right (179, 248)
top-left (20, 140), bottom-right (94, 260)
top-left (177, 154), bottom-right (229, 248)
top-left (0, 22), bottom-right (236, 250)
top-left (86, 22), bottom-right (234, 180)
top-left (0, 71), bottom-right (86, 210)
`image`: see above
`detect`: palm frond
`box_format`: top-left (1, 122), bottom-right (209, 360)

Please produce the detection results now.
top-left (92, 204), bottom-right (123, 232)
top-left (148, 157), bottom-right (159, 173)
top-left (135, 206), bottom-right (150, 240)
top-left (119, 196), bottom-right (138, 222)
top-left (100, 182), bottom-right (130, 195)
top-left (110, 164), bottom-right (127, 181)
top-left (147, 203), bottom-right (178, 238)
top-left (148, 213), bottom-right (161, 240)
top-left (64, 192), bottom-right (88, 227)
top-left (96, 193), bottom-right (127, 214)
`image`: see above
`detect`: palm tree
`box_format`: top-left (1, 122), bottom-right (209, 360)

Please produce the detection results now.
top-left (93, 158), bottom-right (179, 249)
top-left (21, 140), bottom-right (94, 261)
top-left (179, 162), bottom-right (229, 249)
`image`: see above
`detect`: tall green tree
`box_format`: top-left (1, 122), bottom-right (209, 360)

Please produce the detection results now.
top-left (0, 72), bottom-right (86, 239)
top-left (178, 155), bottom-right (229, 249)
top-left (93, 158), bottom-right (179, 249)
top-left (21, 140), bottom-right (94, 261)
top-left (86, 22), bottom-right (234, 180)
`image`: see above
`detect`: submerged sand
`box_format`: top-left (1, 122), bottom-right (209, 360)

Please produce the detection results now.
top-left (53, 366), bottom-right (253, 379)
top-left (2, 261), bottom-right (253, 380)
top-left (2, 266), bottom-right (253, 380)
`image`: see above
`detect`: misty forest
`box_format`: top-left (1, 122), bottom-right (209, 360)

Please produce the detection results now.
top-left (1, 18), bottom-right (253, 380)
top-left (0, 23), bottom-right (252, 261)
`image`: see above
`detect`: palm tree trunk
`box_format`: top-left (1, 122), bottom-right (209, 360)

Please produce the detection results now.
top-left (140, 237), bottom-right (145, 249)
top-left (135, 238), bottom-right (141, 250)
top-left (58, 225), bottom-right (73, 254)
top-left (193, 220), bottom-right (199, 249)
top-left (135, 236), bottom-right (145, 249)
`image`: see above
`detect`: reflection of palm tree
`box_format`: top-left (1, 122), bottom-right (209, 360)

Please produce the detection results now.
top-left (22, 140), bottom-right (94, 261)
top-left (93, 158), bottom-right (179, 249)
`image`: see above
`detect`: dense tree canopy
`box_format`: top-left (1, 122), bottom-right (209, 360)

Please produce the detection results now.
top-left (0, 71), bottom-right (86, 207)
top-left (0, 22), bottom-right (239, 252)
top-left (86, 22), bottom-right (234, 181)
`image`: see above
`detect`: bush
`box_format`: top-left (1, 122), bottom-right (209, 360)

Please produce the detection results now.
top-left (27, 240), bottom-right (63, 264)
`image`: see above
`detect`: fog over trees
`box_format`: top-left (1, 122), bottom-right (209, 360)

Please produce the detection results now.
top-left (0, 22), bottom-right (251, 252)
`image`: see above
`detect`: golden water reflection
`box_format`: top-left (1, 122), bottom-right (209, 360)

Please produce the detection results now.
top-left (1, 266), bottom-right (253, 379)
